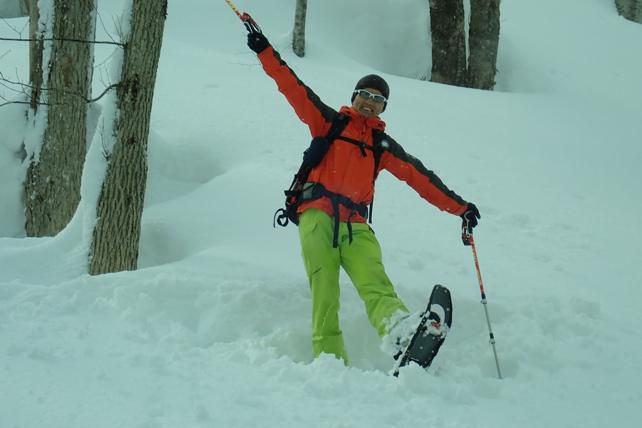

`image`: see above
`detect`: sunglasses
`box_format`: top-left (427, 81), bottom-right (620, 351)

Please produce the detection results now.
top-left (353, 89), bottom-right (387, 104)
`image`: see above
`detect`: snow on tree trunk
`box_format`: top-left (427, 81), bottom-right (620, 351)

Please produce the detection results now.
top-left (292, 0), bottom-right (307, 57)
top-left (615, 0), bottom-right (642, 23)
top-left (89, 0), bottom-right (167, 275)
top-left (24, 0), bottom-right (96, 236)
top-left (429, 0), bottom-right (467, 87)
top-left (467, 0), bottom-right (501, 90)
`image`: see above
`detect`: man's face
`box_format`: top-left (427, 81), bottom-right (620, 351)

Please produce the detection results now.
top-left (352, 87), bottom-right (386, 118)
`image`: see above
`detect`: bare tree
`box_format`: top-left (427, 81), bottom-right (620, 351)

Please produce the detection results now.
top-left (0, 0), bottom-right (29, 18)
top-left (0, 0), bottom-right (47, 110)
top-left (292, 0), bottom-right (307, 57)
top-left (615, 0), bottom-right (642, 23)
top-left (89, 0), bottom-right (168, 275)
top-left (24, 0), bottom-right (97, 236)
top-left (429, 0), bottom-right (467, 87)
top-left (428, 0), bottom-right (501, 90)
top-left (26, 0), bottom-right (44, 110)
top-left (467, 0), bottom-right (501, 90)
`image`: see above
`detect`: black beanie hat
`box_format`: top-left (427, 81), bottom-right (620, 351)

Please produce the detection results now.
top-left (351, 74), bottom-right (390, 104)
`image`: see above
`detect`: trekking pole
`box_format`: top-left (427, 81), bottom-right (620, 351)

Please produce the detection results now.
top-left (467, 234), bottom-right (503, 379)
top-left (223, 0), bottom-right (262, 33)
top-left (223, 0), bottom-right (243, 18)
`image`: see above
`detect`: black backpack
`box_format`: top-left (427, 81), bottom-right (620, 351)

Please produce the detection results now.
top-left (273, 113), bottom-right (385, 239)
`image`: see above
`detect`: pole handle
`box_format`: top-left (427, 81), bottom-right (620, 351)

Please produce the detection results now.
top-left (470, 235), bottom-right (487, 297)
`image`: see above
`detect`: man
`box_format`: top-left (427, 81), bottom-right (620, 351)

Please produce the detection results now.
top-left (246, 25), bottom-right (480, 364)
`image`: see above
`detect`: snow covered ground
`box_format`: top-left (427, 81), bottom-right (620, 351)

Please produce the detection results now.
top-left (1, 0), bottom-right (641, 427)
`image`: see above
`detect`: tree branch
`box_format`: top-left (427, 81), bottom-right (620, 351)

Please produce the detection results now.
top-left (1, 17), bottom-right (26, 36)
top-left (0, 98), bottom-right (42, 108)
top-left (87, 83), bottom-right (120, 103)
top-left (1, 73), bottom-right (120, 107)
top-left (0, 36), bottom-right (125, 48)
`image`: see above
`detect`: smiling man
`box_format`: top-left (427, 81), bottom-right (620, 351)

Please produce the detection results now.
top-left (351, 75), bottom-right (389, 117)
top-left (246, 25), bottom-right (480, 364)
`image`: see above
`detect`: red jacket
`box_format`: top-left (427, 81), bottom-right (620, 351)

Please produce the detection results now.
top-left (258, 47), bottom-right (468, 222)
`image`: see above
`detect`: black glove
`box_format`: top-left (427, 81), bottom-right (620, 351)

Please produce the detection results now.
top-left (244, 13), bottom-right (269, 53)
top-left (461, 202), bottom-right (480, 246)
top-left (247, 31), bottom-right (269, 53)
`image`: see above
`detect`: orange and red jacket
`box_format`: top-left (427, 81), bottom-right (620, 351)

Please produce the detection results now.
top-left (258, 46), bottom-right (468, 223)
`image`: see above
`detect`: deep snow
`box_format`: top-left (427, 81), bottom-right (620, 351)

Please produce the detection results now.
top-left (1, 0), bottom-right (641, 427)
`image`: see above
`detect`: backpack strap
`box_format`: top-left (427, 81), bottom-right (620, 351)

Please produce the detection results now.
top-left (273, 112), bottom-right (351, 228)
top-left (273, 114), bottom-right (389, 243)
top-left (301, 182), bottom-right (369, 247)
top-left (325, 112), bottom-right (351, 144)
top-left (367, 129), bottom-right (386, 222)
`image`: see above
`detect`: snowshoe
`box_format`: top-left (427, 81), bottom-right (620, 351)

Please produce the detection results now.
top-left (393, 284), bottom-right (453, 376)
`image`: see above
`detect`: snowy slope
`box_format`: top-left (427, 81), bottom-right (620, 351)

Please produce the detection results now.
top-left (1, 0), bottom-right (641, 427)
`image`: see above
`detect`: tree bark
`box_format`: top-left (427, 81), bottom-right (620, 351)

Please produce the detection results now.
top-left (467, 0), bottom-right (501, 90)
top-left (615, 0), bottom-right (642, 23)
top-left (429, 0), bottom-right (467, 87)
top-left (89, 0), bottom-right (167, 275)
top-left (26, 0), bottom-right (43, 111)
top-left (292, 0), bottom-right (307, 57)
top-left (24, 0), bottom-right (96, 236)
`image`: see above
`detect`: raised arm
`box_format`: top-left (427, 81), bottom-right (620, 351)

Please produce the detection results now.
top-left (247, 29), bottom-right (335, 137)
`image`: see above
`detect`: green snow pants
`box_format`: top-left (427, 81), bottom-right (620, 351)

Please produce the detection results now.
top-left (298, 209), bottom-right (409, 364)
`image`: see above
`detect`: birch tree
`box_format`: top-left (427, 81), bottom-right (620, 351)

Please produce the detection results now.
top-left (89, 0), bottom-right (167, 275)
top-left (24, 0), bottom-right (97, 236)
top-left (292, 0), bottom-right (307, 57)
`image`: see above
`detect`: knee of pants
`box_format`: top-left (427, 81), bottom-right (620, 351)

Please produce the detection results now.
top-left (312, 299), bottom-right (341, 334)
top-left (310, 276), bottom-right (341, 326)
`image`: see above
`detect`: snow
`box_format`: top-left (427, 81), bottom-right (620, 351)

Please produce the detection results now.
top-left (1, 0), bottom-right (641, 427)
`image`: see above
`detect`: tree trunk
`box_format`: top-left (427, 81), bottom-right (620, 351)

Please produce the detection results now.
top-left (429, 0), bottom-right (467, 87)
top-left (24, 0), bottom-right (96, 236)
top-left (615, 0), bottom-right (642, 23)
top-left (467, 0), bottom-right (501, 90)
top-left (292, 0), bottom-right (307, 57)
top-left (0, 0), bottom-right (29, 17)
top-left (26, 0), bottom-right (43, 111)
top-left (89, 0), bottom-right (167, 275)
